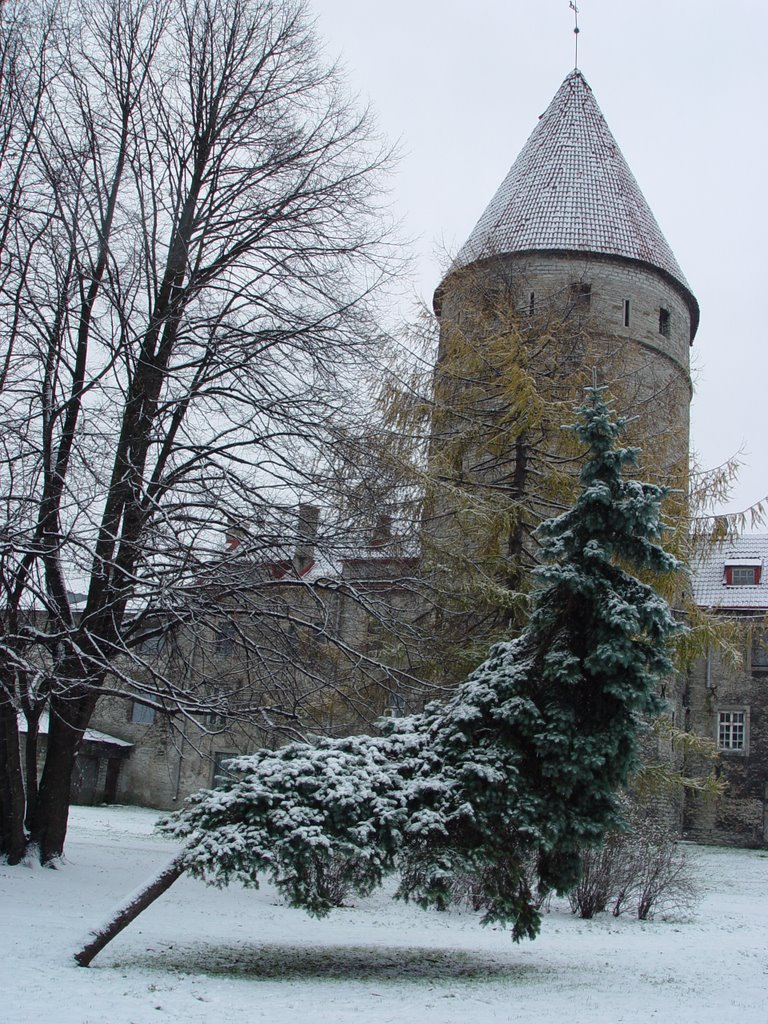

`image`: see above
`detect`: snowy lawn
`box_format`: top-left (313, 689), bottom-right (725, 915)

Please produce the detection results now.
top-left (2, 805), bottom-right (767, 1023)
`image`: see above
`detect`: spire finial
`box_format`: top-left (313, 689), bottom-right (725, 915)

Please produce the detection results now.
top-left (569, 2), bottom-right (580, 69)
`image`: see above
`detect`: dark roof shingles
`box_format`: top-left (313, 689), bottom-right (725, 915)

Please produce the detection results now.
top-left (454, 71), bottom-right (692, 297)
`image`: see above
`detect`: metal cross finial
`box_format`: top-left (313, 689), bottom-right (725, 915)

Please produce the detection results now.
top-left (569, 2), bottom-right (580, 69)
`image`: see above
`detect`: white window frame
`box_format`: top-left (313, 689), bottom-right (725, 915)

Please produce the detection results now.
top-left (717, 708), bottom-right (748, 754)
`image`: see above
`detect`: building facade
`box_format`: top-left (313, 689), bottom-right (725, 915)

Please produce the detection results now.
top-left (683, 536), bottom-right (768, 847)
top-left (85, 513), bottom-right (423, 809)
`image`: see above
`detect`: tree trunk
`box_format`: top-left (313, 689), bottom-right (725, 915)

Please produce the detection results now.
top-left (23, 711), bottom-right (41, 831)
top-left (29, 692), bottom-right (96, 863)
top-left (501, 434), bottom-right (530, 629)
top-left (0, 697), bottom-right (27, 864)
top-left (74, 854), bottom-right (186, 967)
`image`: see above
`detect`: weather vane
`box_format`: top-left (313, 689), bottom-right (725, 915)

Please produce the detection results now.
top-left (569, 2), bottom-right (580, 68)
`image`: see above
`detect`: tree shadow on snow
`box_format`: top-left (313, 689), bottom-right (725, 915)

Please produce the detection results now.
top-left (111, 941), bottom-right (544, 984)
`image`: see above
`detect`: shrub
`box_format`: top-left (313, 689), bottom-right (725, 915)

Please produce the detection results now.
top-left (450, 856), bottom-right (551, 915)
top-left (568, 837), bottom-right (622, 919)
top-left (569, 805), bottom-right (699, 921)
top-left (628, 823), bottom-right (698, 921)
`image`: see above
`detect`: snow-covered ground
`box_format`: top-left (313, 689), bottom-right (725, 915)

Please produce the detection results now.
top-left (2, 805), bottom-right (766, 1023)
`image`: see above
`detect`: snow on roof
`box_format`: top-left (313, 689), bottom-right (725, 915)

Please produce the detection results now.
top-left (224, 538), bottom-right (418, 587)
top-left (450, 70), bottom-right (697, 326)
top-left (78, 726), bottom-right (133, 748)
top-left (17, 712), bottom-right (133, 748)
top-left (692, 534), bottom-right (768, 611)
top-left (271, 547), bottom-right (418, 584)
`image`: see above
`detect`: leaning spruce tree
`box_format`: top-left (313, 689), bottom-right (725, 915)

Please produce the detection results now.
top-left (394, 388), bottom-right (680, 938)
top-left (75, 389), bottom-right (680, 965)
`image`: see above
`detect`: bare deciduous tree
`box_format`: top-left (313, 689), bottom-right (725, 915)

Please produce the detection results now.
top-left (0, 0), bottom-right (403, 863)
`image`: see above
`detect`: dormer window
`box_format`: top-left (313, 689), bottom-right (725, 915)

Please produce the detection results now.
top-left (724, 558), bottom-right (763, 586)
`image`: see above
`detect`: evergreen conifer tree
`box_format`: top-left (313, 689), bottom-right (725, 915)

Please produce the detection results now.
top-left (395, 388), bottom-right (679, 938)
top-left (75, 389), bottom-right (680, 964)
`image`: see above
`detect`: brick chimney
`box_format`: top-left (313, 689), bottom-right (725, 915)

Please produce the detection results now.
top-left (294, 504), bottom-right (319, 572)
top-left (369, 512), bottom-right (393, 550)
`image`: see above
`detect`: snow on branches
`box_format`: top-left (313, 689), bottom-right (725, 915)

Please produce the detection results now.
top-left (161, 389), bottom-right (681, 942)
top-left (165, 732), bottom-right (418, 916)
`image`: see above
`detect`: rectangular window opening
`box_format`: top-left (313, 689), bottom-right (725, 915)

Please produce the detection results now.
top-left (751, 629), bottom-right (768, 670)
top-left (136, 631), bottom-right (164, 654)
top-left (365, 614), bottom-right (387, 654)
top-left (215, 621), bottom-right (237, 656)
top-left (732, 566), bottom-right (758, 586)
top-left (130, 701), bottom-right (156, 726)
top-left (659, 307), bottom-right (670, 337)
top-left (623, 299), bottom-right (630, 327)
top-left (570, 282), bottom-right (591, 309)
top-left (718, 710), bottom-right (746, 751)
top-left (529, 292), bottom-right (535, 316)
top-left (206, 685), bottom-right (230, 727)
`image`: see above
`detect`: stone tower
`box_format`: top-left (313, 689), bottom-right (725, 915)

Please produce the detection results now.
top-left (428, 69), bottom-right (699, 577)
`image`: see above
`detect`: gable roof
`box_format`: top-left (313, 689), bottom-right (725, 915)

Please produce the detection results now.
top-left (692, 535), bottom-right (768, 611)
top-left (449, 70), bottom-right (698, 331)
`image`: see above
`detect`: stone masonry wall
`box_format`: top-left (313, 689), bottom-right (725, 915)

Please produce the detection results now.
top-left (427, 252), bottom-right (693, 574)
top-left (683, 627), bottom-right (768, 847)
top-left (437, 252), bottom-right (692, 458)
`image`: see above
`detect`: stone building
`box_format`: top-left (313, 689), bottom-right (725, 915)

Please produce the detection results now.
top-left (436, 69), bottom-right (697, 453)
top-left (427, 69), bottom-right (698, 581)
top-left (85, 511), bottom-right (422, 809)
top-left (683, 536), bottom-right (768, 847)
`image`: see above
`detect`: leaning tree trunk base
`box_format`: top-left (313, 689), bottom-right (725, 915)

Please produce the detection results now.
top-left (74, 854), bottom-right (186, 967)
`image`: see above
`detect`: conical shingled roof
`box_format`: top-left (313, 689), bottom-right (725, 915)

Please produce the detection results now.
top-left (452, 70), bottom-right (696, 315)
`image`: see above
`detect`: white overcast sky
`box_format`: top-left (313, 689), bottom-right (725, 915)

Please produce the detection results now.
top-left (312, 0), bottom-right (768, 520)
